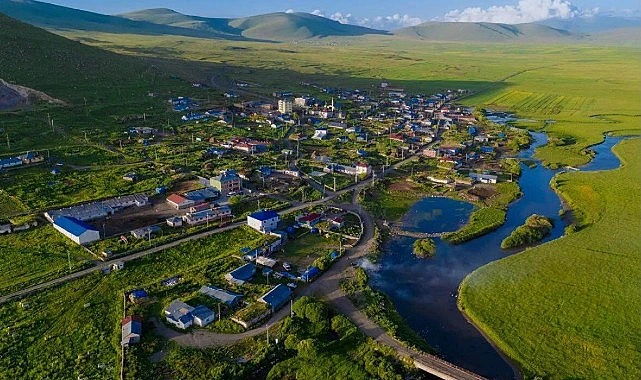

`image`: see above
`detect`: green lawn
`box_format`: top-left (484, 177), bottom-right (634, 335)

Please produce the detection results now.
top-left (459, 139), bottom-right (641, 378)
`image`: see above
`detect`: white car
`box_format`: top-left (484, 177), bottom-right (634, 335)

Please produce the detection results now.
top-left (286, 282), bottom-right (297, 289)
top-left (283, 262), bottom-right (292, 271)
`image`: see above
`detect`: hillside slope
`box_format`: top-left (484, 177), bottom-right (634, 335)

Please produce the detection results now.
top-left (0, 12), bottom-right (157, 101)
top-left (119, 8), bottom-right (241, 37)
top-left (229, 12), bottom-right (387, 40)
top-left (394, 21), bottom-right (580, 42)
top-left (0, 0), bottom-right (248, 40)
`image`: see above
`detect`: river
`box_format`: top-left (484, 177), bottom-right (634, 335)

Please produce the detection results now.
top-left (369, 132), bottom-right (626, 379)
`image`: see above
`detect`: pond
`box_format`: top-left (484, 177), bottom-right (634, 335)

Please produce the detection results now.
top-left (369, 132), bottom-right (627, 378)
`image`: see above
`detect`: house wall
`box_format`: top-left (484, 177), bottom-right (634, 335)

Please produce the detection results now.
top-left (248, 216), bottom-right (279, 233)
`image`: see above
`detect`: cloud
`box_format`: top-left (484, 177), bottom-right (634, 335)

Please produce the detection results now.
top-left (309, 9), bottom-right (422, 30)
top-left (442, 0), bottom-right (598, 24)
top-left (285, 8), bottom-right (295, 14)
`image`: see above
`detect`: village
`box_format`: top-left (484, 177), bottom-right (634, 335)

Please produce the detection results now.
top-left (0, 80), bottom-right (529, 356)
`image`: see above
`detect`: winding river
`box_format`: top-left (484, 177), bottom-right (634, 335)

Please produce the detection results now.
top-left (369, 132), bottom-right (626, 379)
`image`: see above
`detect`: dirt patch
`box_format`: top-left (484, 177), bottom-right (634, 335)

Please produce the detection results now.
top-left (468, 184), bottom-right (496, 200)
top-left (0, 79), bottom-right (64, 111)
top-left (170, 180), bottom-right (203, 193)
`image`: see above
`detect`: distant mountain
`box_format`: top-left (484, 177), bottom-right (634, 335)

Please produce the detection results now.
top-left (0, 0), bottom-right (249, 40)
top-left (120, 9), bottom-right (388, 41)
top-left (1, 1), bottom-right (387, 42)
top-left (538, 16), bottom-right (641, 33)
top-left (227, 12), bottom-right (388, 40)
top-left (119, 8), bottom-right (242, 37)
top-left (394, 21), bottom-right (580, 42)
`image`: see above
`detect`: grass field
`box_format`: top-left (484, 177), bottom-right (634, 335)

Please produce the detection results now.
top-left (0, 225), bottom-right (93, 296)
top-left (459, 139), bottom-right (641, 378)
top-left (0, 226), bottom-right (270, 379)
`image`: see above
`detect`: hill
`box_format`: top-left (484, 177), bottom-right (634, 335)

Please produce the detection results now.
top-left (228, 12), bottom-right (387, 40)
top-left (118, 8), bottom-right (242, 37)
top-left (121, 9), bottom-right (388, 41)
top-left (591, 27), bottom-right (641, 46)
top-left (0, 11), bottom-right (157, 100)
top-left (394, 21), bottom-right (581, 42)
top-left (0, 0), bottom-right (248, 40)
top-left (2, 2), bottom-right (387, 42)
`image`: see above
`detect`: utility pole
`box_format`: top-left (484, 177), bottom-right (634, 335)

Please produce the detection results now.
top-left (290, 299), bottom-right (293, 318)
top-left (5, 133), bottom-right (9, 149)
top-left (218, 303), bottom-right (221, 321)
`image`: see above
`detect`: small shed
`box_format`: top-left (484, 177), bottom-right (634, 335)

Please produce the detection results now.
top-left (301, 266), bottom-right (321, 283)
top-left (225, 263), bottom-right (257, 285)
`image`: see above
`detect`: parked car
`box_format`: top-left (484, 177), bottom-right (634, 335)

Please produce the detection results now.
top-left (283, 262), bottom-right (292, 271)
top-left (286, 282), bottom-right (297, 289)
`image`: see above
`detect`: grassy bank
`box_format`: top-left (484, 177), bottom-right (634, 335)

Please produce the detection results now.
top-left (459, 139), bottom-right (641, 378)
top-left (443, 182), bottom-right (521, 244)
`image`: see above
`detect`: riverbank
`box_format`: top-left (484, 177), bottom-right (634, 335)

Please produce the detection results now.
top-left (458, 137), bottom-right (641, 378)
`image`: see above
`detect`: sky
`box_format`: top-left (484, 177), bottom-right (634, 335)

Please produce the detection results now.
top-left (39, 0), bottom-right (641, 29)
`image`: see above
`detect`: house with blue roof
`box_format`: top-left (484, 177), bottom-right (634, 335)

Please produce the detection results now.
top-left (164, 300), bottom-right (195, 329)
top-left (247, 210), bottom-right (280, 234)
top-left (225, 263), bottom-right (257, 285)
top-left (258, 284), bottom-right (292, 311)
top-left (52, 216), bottom-right (100, 245)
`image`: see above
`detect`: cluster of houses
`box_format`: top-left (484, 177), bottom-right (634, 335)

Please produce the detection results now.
top-left (0, 151), bottom-right (45, 169)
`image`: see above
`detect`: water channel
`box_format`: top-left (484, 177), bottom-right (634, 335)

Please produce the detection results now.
top-left (369, 132), bottom-right (626, 379)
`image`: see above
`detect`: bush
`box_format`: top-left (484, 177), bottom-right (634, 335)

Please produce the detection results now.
top-left (412, 238), bottom-right (436, 258)
top-left (501, 214), bottom-right (554, 249)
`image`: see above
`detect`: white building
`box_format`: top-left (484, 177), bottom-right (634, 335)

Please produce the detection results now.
top-left (52, 216), bottom-right (101, 245)
top-left (278, 99), bottom-right (293, 114)
top-left (247, 210), bottom-right (280, 234)
top-left (469, 173), bottom-right (498, 184)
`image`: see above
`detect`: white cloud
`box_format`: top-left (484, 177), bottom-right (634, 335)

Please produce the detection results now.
top-left (308, 9), bottom-right (422, 30)
top-left (443, 0), bottom-right (599, 24)
top-left (285, 8), bottom-right (295, 14)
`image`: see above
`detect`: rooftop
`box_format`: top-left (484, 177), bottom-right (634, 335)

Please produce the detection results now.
top-left (249, 210), bottom-right (280, 222)
top-left (53, 216), bottom-right (98, 237)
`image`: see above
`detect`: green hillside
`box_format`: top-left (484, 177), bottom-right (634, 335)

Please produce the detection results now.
top-left (119, 8), bottom-right (242, 37)
top-left (229, 12), bottom-right (387, 41)
top-left (0, 0), bottom-right (247, 40)
top-left (395, 21), bottom-right (581, 42)
top-left (0, 11), bottom-right (154, 101)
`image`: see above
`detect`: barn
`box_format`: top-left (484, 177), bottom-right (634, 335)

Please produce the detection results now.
top-left (52, 216), bottom-right (101, 245)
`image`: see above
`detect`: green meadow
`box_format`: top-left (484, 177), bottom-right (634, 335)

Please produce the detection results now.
top-left (459, 139), bottom-right (641, 378)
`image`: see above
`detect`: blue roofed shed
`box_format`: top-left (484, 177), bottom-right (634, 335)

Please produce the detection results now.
top-left (258, 284), bottom-right (292, 311)
top-left (301, 266), bottom-right (321, 283)
top-left (225, 263), bottom-right (257, 285)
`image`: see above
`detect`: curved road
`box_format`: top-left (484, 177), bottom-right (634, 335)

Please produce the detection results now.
top-left (153, 202), bottom-right (486, 380)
